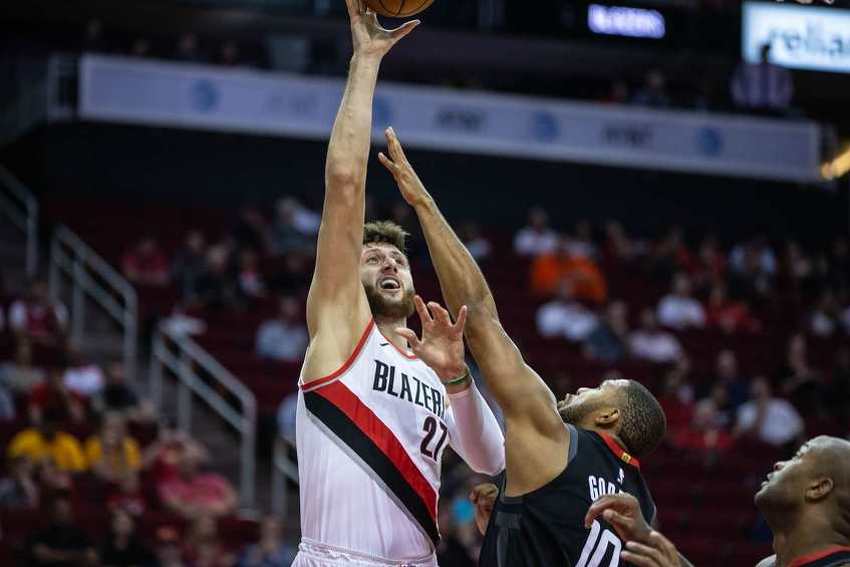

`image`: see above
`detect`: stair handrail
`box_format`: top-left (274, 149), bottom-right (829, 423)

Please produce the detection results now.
top-left (0, 165), bottom-right (39, 277)
top-left (48, 224), bottom-right (138, 379)
top-left (150, 325), bottom-right (257, 509)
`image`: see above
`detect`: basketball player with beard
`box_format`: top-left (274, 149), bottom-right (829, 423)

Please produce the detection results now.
top-left (580, 435), bottom-right (850, 567)
top-left (294, 1), bottom-right (505, 566)
top-left (378, 129), bottom-right (665, 566)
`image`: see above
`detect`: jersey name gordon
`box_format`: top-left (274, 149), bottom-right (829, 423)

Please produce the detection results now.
top-left (588, 474), bottom-right (623, 502)
top-left (372, 360), bottom-right (446, 419)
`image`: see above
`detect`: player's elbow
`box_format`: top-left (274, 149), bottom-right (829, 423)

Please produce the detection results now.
top-left (325, 166), bottom-right (362, 193)
top-left (472, 456), bottom-right (506, 478)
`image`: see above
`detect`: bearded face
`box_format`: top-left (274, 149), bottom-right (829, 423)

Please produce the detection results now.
top-left (557, 380), bottom-right (628, 426)
top-left (360, 244), bottom-right (416, 320)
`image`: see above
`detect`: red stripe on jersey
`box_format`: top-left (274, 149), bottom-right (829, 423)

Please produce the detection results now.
top-left (315, 380), bottom-right (437, 521)
top-left (789, 546), bottom-right (850, 567)
top-left (598, 432), bottom-right (641, 469)
top-left (300, 319), bottom-right (375, 392)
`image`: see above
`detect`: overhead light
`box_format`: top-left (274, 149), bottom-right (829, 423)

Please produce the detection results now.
top-left (821, 144), bottom-right (850, 180)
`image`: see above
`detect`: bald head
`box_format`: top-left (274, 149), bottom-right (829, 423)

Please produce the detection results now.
top-left (756, 436), bottom-right (850, 538)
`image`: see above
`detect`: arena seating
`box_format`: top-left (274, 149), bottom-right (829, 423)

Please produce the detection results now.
top-left (41, 196), bottom-right (850, 565)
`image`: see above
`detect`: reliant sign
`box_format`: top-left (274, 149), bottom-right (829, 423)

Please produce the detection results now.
top-left (742, 2), bottom-right (850, 74)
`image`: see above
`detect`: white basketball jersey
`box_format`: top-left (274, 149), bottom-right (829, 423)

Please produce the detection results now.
top-left (297, 319), bottom-right (460, 560)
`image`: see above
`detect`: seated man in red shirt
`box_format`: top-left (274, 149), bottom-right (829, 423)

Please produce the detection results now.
top-left (122, 236), bottom-right (169, 287)
top-left (9, 279), bottom-right (68, 349)
top-left (158, 443), bottom-right (237, 521)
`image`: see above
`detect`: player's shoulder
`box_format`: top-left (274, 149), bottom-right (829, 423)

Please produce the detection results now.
top-left (755, 554), bottom-right (776, 567)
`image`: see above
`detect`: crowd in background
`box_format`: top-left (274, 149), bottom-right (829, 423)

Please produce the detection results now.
top-left (84, 191), bottom-right (850, 565)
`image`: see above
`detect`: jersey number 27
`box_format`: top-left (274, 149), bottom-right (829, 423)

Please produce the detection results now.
top-left (577, 520), bottom-right (622, 567)
top-left (420, 416), bottom-right (448, 461)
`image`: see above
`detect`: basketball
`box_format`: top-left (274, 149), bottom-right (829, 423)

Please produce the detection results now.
top-left (364, 0), bottom-right (435, 18)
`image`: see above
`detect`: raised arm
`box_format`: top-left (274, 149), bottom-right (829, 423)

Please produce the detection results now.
top-left (302, 1), bottom-right (419, 382)
top-left (379, 129), bottom-right (565, 491)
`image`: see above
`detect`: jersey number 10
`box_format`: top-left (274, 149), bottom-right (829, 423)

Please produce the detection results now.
top-left (576, 520), bottom-right (622, 567)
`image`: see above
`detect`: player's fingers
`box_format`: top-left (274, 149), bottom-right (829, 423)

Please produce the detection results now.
top-left (621, 550), bottom-right (661, 567)
top-left (389, 19), bottom-right (420, 42)
top-left (387, 127), bottom-right (410, 164)
top-left (414, 295), bottom-right (433, 324)
top-left (377, 152), bottom-right (397, 174)
top-left (625, 541), bottom-right (666, 566)
top-left (648, 532), bottom-right (677, 562)
top-left (429, 302), bottom-right (452, 327)
top-left (603, 509), bottom-right (633, 530)
top-left (343, 0), bottom-right (359, 17)
top-left (453, 305), bottom-right (468, 333)
top-left (584, 494), bottom-right (625, 527)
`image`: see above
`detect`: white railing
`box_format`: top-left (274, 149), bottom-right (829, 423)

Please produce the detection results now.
top-left (150, 326), bottom-right (257, 509)
top-left (0, 166), bottom-right (39, 277)
top-left (48, 225), bottom-right (138, 378)
top-left (272, 436), bottom-right (299, 517)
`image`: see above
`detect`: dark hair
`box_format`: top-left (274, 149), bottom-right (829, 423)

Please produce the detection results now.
top-left (363, 221), bottom-right (409, 255)
top-left (618, 381), bottom-right (666, 458)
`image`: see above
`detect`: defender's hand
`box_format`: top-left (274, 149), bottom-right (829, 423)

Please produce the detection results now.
top-left (345, 0), bottom-right (419, 60)
top-left (621, 532), bottom-right (681, 567)
top-left (396, 295), bottom-right (468, 381)
top-left (379, 127), bottom-right (432, 208)
top-left (469, 483), bottom-right (498, 536)
top-left (584, 493), bottom-right (652, 544)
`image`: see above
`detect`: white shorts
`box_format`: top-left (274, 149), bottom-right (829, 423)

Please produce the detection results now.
top-left (293, 538), bottom-right (438, 567)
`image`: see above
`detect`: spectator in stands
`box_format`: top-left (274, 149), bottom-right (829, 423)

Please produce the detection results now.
top-left (514, 207), bottom-right (558, 257)
top-left (584, 300), bottom-right (629, 363)
top-left (268, 251), bottom-right (311, 296)
top-left (196, 245), bottom-right (241, 310)
top-left (0, 378), bottom-right (14, 421)
top-left (232, 205), bottom-right (269, 254)
top-left (602, 220), bottom-right (641, 263)
top-left (629, 308), bottom-right (683, 364)
top-left (658, 357), bottom-right (695, 438)
top-left (459, 222), bottom-right (492, 261)
top-left (0, 455), bottom-right (40, 509)
top-left (153, 525), bottom-right (185, 567)
top-left (436, 500), bottom-right (476, 567)
top-left (173, 230), bottom-right (208, 303)
top-left (269, 197), bottom-right (319, 256)
top-left (0, 340), bottom-right (45, 392)
top-left (63, 347), bottom-right (105, 397)
top-left (85, 412), bottom-right (142, 484)
top-left (159, 444), bottom-right (237, 520)
top-left (779, 333), bottom-right (825, 416)
top-left (122, 236), bottom-right (170, 287)
top-left (237, 515), bottom-right (296, 567)
top-left (29, 365), bottom-right (86, 425)
top-left (729, 236), bottom-right (776, 299)
top-left (682, 382), bottom-right (735, 456)
top-left (691, 235), bottom-right (726, 290)
top-left (531, 237), bottom-right (607, 303)
top-left (731, 43), bottom-right (793, 114)
top-left (648, 227), bottom-right (692, 282)
top-left (713, 349), bottom-right (750, 411)
top-left (219, 40), bottom-right (243, 67)
top-left (657, 273), bottom-right (705, 330)
top-left (565, 220), bottom-right (597, 260)
top-left (27, 495), bottom-right (97, 566)
top-left (107, 472), bottom-right (146, 517)
top-left (535, 283), bottom-right (599, 343)
top-left (183, 516), bottom-right (236, 567)
top-left (95, 361), bottom-right (139, 417)
top-left (175, 32), bottom-right (204, 62)
top-left (143, 421), bottom-right (199, 485)
top-left (705, 283), bottom-right (760, 334)
top-left (255, 295), bottom-right (308, 363)
top-left (237, 249), bottom-right (267, 300)
top-left (734, 376), bottom-right (804, 448)
top-left (631, 69), bottom-right (671, 108)
top-left (809, 289), bottom-right (841, 337)
top-left (783, 240), bottom-right (816, 288)
top-left (98, 508), bottom-right (154, 566)
top-left (8, 409), bottom-right (87, 473)
top-left (9, 278), bottom-right (68, 348)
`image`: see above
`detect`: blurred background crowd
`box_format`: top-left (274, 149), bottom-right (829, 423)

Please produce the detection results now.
top-left (2, 0), bottom-right (850, 565)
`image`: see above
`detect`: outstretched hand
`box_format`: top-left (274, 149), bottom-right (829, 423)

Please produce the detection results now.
top-left (584, 493), bottom-right (652, 544)
top-left (379, 127), bottom-right (432, 208)
top-left (396, 295), bottom-right (468, 382)
top-left (344, 0), bottom-right (419, 60)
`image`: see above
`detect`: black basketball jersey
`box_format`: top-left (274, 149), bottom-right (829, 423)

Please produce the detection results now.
top-left (760, 547), bottom-right (850, 567)
top-left (479, 425), bottom-right (656, 567)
